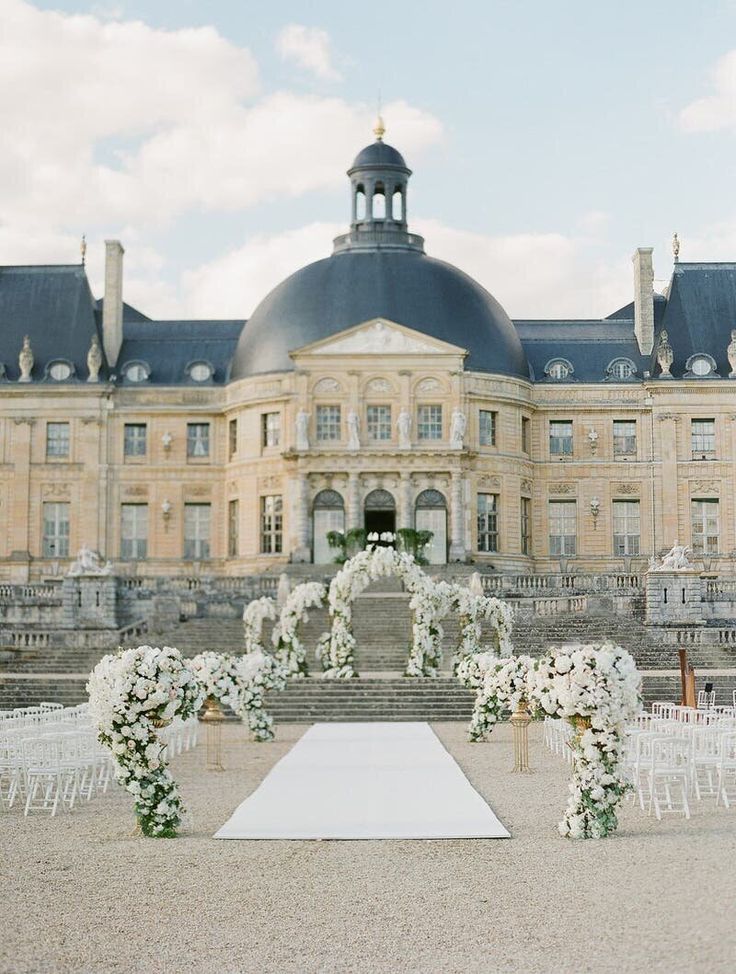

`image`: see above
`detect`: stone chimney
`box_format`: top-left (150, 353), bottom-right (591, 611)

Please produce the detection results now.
top-left (102, 239), bottom-right (124, 367)
top-left (632, 247), bottom-right (654, 355)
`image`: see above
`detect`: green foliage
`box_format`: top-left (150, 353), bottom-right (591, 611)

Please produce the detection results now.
top-left (396, 528), bottom-right (433, 565)
top-left (326, 528), bottom-right (367, 563)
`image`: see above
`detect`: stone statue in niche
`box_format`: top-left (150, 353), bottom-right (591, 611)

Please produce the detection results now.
top-left (295, 410), bottom-right (310, 451)
top-left (18, 335), bottom-right (33, 382)
top-left (67, 545), bottom-right (112, 576)
top-left (87, 334), bottom-right (102, 382)
top-left (450, 408), bottom-right (467, 449)
top-left (652, 540), bottom-right (693, 572)
top-left (346, 409), bottom-right (360, 450)
top-left (727, 330), bottom-right (736, 378)
top-left (397, 409), bottom-right (412, 449)
top-left (656, 330), bottom-right (673, 378)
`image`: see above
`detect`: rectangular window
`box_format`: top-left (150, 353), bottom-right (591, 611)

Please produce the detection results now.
top-left (120, 503), bottom-right (148, 560)
top-left (691, 499), bottom-right (719, 555)
top-left (479, 410), bottom-right (497, 447)
top-left (521, 416), bottom-right (530, 454)
top-left (123, 423), bottom-right (147, 458)
top-left (42, 502), bottom-right (69, 558)
top-left (228, 499), bottom-right (239, 557)
top-left (46, 422), bottom-right (69, 459)
top-left (549, 421), bottom-right (573, 456)
top-left (187, 423), bottom-right (210, 458)
top-left (521, 496), bottom-right (531, 556)
top-left (417, 404), bottom-right (443, 440)
top-left (477, 493), bottom-right (499, 552)
top-left (228, 418), bottom-right (237, 459)
top-left (612, 500), bottom-right (640, 556)
top-left (184, 503), bottom-right (211, 559)
top-left (366, 405), bottom-right (392, 441)
top-left (262, 412), bottom-right (281, 448)
top-left (316, 405), bottom-right (341, 442)
top-left (613, 420), bottom-right (636, 457)
top-left (549, 500), bottom-right (577, 556)
top-left (260, 495), bottom-right (283, 554)
top-left (691, 419), bottom-right (715, 457)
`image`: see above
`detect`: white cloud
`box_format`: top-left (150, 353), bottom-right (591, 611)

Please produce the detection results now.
top-left (0, 2), bottom-right (440, 236)
top-left (276, 24), bottom-right (341, 81)
top-left (679, 49), bottom-right (736, 131)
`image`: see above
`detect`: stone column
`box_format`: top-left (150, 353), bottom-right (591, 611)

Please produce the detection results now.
top-left (347, 471), bottom-right (361, 530)
top-left (656, 413), bottom-right (680, 554)
top-left (449, 470), bottom-right (467, 562)
top-left (399, 473), bottom-right (413, 530)
top-left (292, 472), bottom-right (311, 563)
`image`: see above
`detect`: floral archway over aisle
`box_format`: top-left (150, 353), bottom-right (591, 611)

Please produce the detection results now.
top-left (318, 543), bottom-right (453, 679)
top-left (272, 582), bottom-right (326, 677)
top-left (242, 596), bottom-right (277, 654)
top-left (451, 586), bottom-right (514, 673)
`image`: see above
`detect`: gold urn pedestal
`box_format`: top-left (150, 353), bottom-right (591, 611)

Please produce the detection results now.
top-left (510, 698), bottom-right (532, 774)
top-left (201, 695), bottom-right (225, 772)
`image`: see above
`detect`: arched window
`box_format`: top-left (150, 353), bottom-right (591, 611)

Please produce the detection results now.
top-left (313, 489), bottom-right (345, 564)
top-left (187, 361), bottom-right (213, 383)
top-left (606, 358), bottom-right (637, 380)
top-left (372, 183), bottom-right (386, 219)
top-left (686, 353), bottom-right (717, 377)
top-left (391, 189), bottom-right (403, 221)
top-left (46, 360), bottom-right (74, 381)
top-left (544, 358), bottom-right (573, 381)
top-left (355, 185), bottom-right (366, 221)
top-left (415, 490), bottom-right (447, 565)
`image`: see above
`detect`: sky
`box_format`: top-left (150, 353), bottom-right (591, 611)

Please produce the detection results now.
top-left (2, 0), bottom-right (736, 321)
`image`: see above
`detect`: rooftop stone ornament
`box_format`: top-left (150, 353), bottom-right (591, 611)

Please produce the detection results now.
top-left (656, 329), bottom-right (674, 378)
top-left (87, 333), bottom-right (102, 382)
top-left (18, 335), bottom-right (33, 382)
top-left (727, 329), bottom-right (736, 378)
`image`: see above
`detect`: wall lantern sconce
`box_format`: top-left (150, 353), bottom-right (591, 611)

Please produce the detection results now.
top-left (590, 496), bottom-right (600, 529)
top-left (161, 499), bottom-right (172, 530)
top-left (162, 432), bottom-right (173, 452)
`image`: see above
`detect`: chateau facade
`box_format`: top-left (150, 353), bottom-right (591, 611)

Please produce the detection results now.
top-left (2, 125), bottom-right (736, 581)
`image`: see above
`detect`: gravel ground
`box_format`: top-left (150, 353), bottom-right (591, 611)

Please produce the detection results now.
top-left (3, 722), bottom-right (735, 974)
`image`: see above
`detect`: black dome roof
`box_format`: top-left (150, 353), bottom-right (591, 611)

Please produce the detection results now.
top-left (350, 140), bottom-right (409, 172)
top-left (231, 249), bottom-right (529, 379)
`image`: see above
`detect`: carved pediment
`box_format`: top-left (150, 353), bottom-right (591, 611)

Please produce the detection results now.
top-left (292, 319), bottom-right (467, 358)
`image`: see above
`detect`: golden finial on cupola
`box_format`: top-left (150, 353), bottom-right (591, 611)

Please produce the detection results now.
top-left (373, 114), bottom-right (385, 141)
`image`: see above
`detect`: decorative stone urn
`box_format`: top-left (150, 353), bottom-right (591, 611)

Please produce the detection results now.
top-left (87, 334), bottom-right (103, 382)
top-left (18, 335), bottom-right (33, 382)
top-left (656, 330), bottom-right (674, 378)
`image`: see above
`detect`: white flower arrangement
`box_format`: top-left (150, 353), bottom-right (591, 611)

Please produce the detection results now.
top-left (451, 586), bottom-right (514, 673)
top-left (320, 544), bottom-right (449, 679)
top-left (457, 653), bottom-right (535, 742)
top-left (87, 645), bottom-right (203, 838)
top-left (230, 650), bottom-right (287, 741)
top-left (242, 596), bottom-right (277, 654)
top-left (530, 642), bottom-right (642, 839)
top-left (189, 651), bottom-right (239, 704)
top-left (272, 581), bottom-right (326, 677)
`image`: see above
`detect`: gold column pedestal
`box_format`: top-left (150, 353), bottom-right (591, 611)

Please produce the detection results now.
top-left (201, 695), bottom-right (225, 772)
top-left (510, 698), bottom-right (532, 773)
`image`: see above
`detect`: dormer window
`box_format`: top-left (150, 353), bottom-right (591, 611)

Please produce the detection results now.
top-left (607, 358), bottom-right (636, 380)
top-left (187, 361), bottom-right (213, 383)
top-left (687, 354), bottom-right (716, 378)
top-left (545, 358), bottom-right (573, 381)
top-left (47, 360), bottom-right (73, 381)
top-left (123, 361), bottom-right (150, 383)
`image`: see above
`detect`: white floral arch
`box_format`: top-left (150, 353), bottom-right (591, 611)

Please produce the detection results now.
top-left (319, 544), bottom-right (450, 679)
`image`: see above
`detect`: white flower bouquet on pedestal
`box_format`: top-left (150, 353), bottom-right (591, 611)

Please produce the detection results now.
top-left (87, 645), bottom-right (203, 838)
top-left (531, 642), bottom-right (642, 839)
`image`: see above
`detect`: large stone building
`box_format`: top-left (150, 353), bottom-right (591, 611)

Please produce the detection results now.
top-left (2, 123), bottom-right (736, 582)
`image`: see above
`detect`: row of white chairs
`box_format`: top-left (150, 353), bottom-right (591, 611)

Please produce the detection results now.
top-left (543, 705), bottom-right (736, 821)
top-left (1, 704), bottom-right (199, 817)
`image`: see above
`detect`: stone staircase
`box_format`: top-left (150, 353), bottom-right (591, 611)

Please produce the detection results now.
top-left (2, 586), bottom-right (735, 716)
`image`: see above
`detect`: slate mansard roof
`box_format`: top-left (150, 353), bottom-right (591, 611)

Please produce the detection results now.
top-left (1, 259), bottom-right (735, 387)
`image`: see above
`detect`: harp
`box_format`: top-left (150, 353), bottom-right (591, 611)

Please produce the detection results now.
top-left (678, 649), bottom-right (696, 709)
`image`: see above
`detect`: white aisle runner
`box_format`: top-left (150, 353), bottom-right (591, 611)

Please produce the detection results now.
top-left (214, 722), bottom-right (510, 840)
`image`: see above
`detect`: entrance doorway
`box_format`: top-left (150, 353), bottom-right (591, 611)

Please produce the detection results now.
top-left (364, 489), bottom-right (396, 540)
top-left (313, 489), bottom-right (345, 564)
top-left (415, 489), bottom-right (447, 565)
